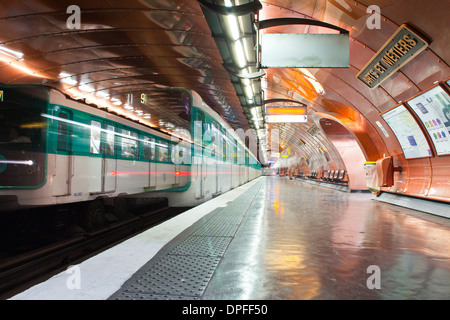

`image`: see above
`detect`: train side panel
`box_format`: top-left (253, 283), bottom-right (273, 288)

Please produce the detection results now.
top-left (1, 86), bottom-right (261, 211)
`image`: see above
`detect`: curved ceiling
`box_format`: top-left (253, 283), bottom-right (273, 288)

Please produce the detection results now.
top-left (0, 0), bottom-right (249, 130)
top-left (0, 0), bottom-right (449, 174)
top-left (259, 0), bottom-right (449, 165)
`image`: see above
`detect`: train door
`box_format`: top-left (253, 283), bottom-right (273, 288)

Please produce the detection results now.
top-left (245, 151), bottom-right (249, 182)
top-left (194, 111), bottom-right (205, 198)
top-left (245, 137), bottom-right (250, 182)
top-left (102, 122), bottom-right (116, 193)
top-left (231, 139), bottom-right (238, 188)
top-left (237, 144), bottom-right (245, 185)
top-left (211, 122), bottom-right (220, 195)
top-left (171, 143), bottom-right (181, 185)
top-left (88, 119), bottom-right (116, 193)
top-left (221, 130), bottom-right (228, 191)
top-left (52, 109), bottom-right (72, 196)
top-left (88, 119), bottom-right (103, 193)
top-left (143, 135), bottom-right (156, 188)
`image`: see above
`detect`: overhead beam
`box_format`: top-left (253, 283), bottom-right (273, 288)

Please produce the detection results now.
top-left (263, 99), bottom-right (307, 107)
top-left (255, 18), bottom-right (349, 35)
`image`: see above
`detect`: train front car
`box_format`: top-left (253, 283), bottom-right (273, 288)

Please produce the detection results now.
top-left (0, 85), bottom-right (261, 234)
top-left (0, 86), bottom-right (48, 211)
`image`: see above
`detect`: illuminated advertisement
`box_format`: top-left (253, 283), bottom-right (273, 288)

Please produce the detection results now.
top-left (406, 85), bottom-right (450, 155)
top-left (381, 105), bottom-right (432, 159)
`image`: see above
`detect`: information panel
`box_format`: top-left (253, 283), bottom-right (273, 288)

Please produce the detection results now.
top-left (381, 105), bottom-right (432, 159)
top-left (406, 85), bottom-right (450, 155)
top-left (265, 115), bottom-right (307, 123)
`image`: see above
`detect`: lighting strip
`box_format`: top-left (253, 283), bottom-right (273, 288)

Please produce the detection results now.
top-left (40, 113), bottom-right (168, 147)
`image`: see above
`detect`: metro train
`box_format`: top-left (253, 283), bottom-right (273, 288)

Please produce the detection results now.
top-left (0, 85), bottom-right (261, 231)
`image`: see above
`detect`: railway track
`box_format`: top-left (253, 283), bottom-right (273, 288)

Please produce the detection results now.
top-left (0, 206), bottom-right (190, 299)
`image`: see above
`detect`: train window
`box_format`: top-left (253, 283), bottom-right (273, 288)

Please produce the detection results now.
top-left (158, 141), bottom-right (169, 162)
top-left (223, 136), bottom-right (227, 162)
top-left (211, 123), bottom-right (220, 158)
top-left (179, 144), bottom-right (189, 164)
top-left (105, 124), bottom-right (115, 156)
top-left (57, 112), bottom-right (69, 152)
top-left (170, 144), bottom-right (176, 163)
top-left (143, 136), bottom-right (156, 160)
top-left (121, 129), bottom-right (138, 158)
top-left (237, 145), bottom-right (243, 165)
top-left (90, 120), bottom-right (101, 154)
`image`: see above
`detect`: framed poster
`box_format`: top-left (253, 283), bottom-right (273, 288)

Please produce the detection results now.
top-left (405, 85), bottom-right (450, 156)
top-left (381, 104), bottom-right (432, 159)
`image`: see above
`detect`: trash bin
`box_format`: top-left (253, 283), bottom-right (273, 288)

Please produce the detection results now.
top-left (364, 161), bottom-right (380, 195)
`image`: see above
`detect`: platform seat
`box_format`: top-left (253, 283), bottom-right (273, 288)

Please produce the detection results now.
top-left (327, 170), bottom-right (335, 181)
top-left (331, 169), bottom-right (346, 184)
top-left (322, 170), bottom-right (330, 181)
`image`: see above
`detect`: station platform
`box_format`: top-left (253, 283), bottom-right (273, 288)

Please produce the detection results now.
top-left (10, 176), bottom-right (450, 300)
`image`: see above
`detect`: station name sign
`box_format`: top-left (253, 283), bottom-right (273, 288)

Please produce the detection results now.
top-left (357, 24), bottom-right (429, 89)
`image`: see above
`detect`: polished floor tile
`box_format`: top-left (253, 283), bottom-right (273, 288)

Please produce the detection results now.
top-left (203, 176), bottom-right (450, 300)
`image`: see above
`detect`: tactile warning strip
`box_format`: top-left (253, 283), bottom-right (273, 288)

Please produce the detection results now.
top-left (192, 223), bottom-right (239, 237)
top-left (205, 213), bottom-right (243, 225)
top-left (170, 235), bottom-right (231, 256)
top-left (114, 255), bottom-right (221, 299)
top-left (109, 178), bottom-right (264, 300)
top-left (112, 292), bottom-right (201, 300)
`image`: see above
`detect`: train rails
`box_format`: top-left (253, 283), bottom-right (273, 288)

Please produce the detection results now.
top-left (0, 205), bottom-right (190, 299)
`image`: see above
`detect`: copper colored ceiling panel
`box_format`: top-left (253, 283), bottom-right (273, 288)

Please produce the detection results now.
top-left (259, 0), bottom-right (449, 168)
top-left (0, 0), bottom-right (248, 130)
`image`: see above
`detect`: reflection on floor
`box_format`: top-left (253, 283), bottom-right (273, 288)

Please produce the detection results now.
top-left (203, 176), bottom-right (450, 300)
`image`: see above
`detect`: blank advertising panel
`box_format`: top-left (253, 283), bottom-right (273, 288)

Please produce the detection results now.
top-left (406, 85), bottom-right (450, 155)
top-left (260, 33), bottom-right (349, 68)
top-left (381, 105), bottom-right (432, 159)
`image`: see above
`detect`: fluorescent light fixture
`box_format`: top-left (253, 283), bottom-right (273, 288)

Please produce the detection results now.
top-left (242, 37), bottom-right (253, 62)
top-left (59, 72), bottom-right (78, 86)
top-left (245, 84), bottom-right (253, 98)
top-left (0, 46), bottom-right (24, 59)
top-left (79, 84), bottom-right (93, 92)
top-left (233, 39), bottom-right (247, 68)
top-left (226, 15), bottom-right (240, 41)
top-left (95, 91), bottom-right (110, 99)
top-left (111, 98), bottom-right (122, 105)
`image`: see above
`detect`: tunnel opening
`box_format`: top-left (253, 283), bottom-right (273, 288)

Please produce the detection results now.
top-left (318, 116), bottom-right (368, 191)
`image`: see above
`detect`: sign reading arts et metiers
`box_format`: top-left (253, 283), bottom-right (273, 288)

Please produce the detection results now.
top-left (357, 24), bottom-right (429, 89)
